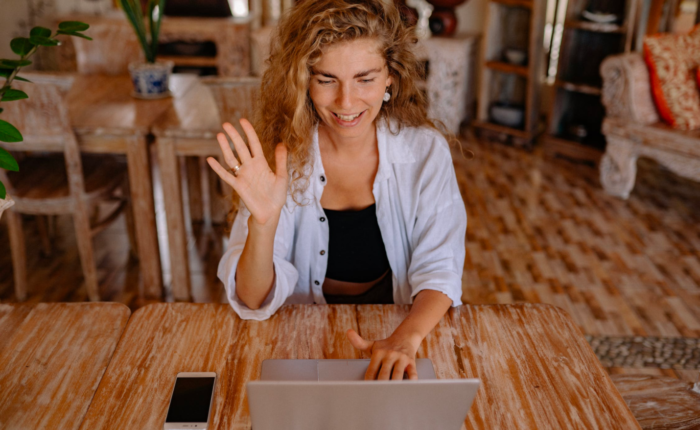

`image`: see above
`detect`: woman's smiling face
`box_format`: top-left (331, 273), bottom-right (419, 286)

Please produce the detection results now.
top-left (309, 38), bottom-right (392, 141)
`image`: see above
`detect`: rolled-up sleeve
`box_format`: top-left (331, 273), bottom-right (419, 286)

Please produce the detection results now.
top-left (217, 201), bottom-right (298, 320)
top-left (407, 137), bottom-right (467, 306)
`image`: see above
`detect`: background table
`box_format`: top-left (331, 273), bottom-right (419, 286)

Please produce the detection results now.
top-left (152, 80), bottom-right (223, 301)
top-left (67, 74), bottom-right (198, 298)
top-left (0, 303), bottom-right (130, 429)
top-left (79, 303), bottom-right (640, 429)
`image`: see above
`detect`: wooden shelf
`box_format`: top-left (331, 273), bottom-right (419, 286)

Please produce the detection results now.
top-left (554, 80), bottom-right (602, 95)
top-left (485, 61), bottom-right (529, 77)
top-left (564, 19), bottom-right (625, 33)
top-left (159, 55), bottom-right (218, 67)
top-left (473, 120), bottom-right (532, 139)
top-left (491, 0), bottom-right (533, 9)
top-left (543, 135), bottom-right (603, 163)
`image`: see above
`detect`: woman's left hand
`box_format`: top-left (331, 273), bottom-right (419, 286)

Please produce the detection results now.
top-left (347, 329), bottom-right (421, 380)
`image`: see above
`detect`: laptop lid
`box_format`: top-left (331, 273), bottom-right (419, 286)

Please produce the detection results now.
top-left (247, 360), bottom-right (480, 430)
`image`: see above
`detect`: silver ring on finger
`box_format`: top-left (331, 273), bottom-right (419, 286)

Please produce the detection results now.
top-left (232, 164), bottom-right (241, 177)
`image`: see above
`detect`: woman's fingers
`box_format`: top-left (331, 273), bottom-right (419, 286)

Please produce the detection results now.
top-left (206, 157), bottom-right (238, 191)
top-left (377, 355), bottom-right (398, 380)
top-left (347, 329), bottom-right (373, 352)
top-left (239, 118), bottom-right (264, 158)
top-left (406, 361), bottom-right (418, 380)
top-left (217, 132), bottom-right (240, 169)
top-left (391, 357), bottom-right (412, 380)
top-left (274, 142), bottom-right (288, 180)
top-left (222, 122), bottom-right (252, 163)
top-left (364, 352), bottom-right (383, 380)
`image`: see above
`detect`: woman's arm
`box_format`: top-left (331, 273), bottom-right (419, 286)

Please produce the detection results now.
top-left (347, 289), bottom-right (453, 380)
top-left (234, 216), bottom-right (279, 309)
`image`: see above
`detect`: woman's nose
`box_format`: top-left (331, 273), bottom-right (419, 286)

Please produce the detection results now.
top-left (336, 83), bottom-right (355, 109)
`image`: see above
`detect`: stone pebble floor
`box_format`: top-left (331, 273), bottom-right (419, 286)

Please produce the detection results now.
top-left (586, 336), bottom-right (700, 369)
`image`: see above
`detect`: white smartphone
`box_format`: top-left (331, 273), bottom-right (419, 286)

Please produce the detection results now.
top-left (163, 372), bottom-right (217, 430)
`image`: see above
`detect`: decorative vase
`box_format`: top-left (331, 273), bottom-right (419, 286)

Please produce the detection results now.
top-left (0, 195), bottom-right (14, 221)
top-left (128, 60), bottom-right (174, 99)
top-left (427, 0), bottom-right (468, 36)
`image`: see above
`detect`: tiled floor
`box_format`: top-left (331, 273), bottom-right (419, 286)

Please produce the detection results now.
top-left (2, 135), bottom-right (699, 382)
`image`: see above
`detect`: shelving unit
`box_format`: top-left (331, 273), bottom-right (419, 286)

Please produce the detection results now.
top-left (543, 0), bottom-right (638, 163)
top-left (473, 0), bottom-right (547, 147)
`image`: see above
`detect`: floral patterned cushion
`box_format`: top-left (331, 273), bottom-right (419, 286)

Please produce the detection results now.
top-left (643, 26), bottom-right (700, 130)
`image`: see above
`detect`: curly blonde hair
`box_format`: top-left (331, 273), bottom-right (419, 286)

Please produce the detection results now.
top-left (245, 0), bottom-right (455, 211)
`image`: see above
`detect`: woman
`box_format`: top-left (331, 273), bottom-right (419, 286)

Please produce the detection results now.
top-left (207, 0), bottom-right (467, 381)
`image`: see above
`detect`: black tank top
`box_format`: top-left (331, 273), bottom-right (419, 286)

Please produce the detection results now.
top-left (322, 203), bottom-right (391, 283)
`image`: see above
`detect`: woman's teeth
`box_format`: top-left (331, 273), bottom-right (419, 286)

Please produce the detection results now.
top-left (335, 112), bottom-right (362, 121)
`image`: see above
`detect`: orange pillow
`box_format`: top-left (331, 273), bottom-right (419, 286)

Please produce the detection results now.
top-left (643, 25), bottom-right (700, 130)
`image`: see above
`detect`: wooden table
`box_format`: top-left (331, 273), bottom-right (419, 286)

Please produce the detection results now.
top-left (152, 80), bottom-right (223, 301)
top-left (79, 303), bottom-right (640, 429)
top-left (0, 303), bottom-right (130, 429)
top-left (67, 73), bottom-right (199, 298)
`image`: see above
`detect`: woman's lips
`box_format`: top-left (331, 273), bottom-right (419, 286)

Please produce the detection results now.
top-left (332, 110), bottom-right (366, 127)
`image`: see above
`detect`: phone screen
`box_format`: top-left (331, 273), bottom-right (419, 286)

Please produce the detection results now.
top-left (165, 377), bottom-right (216, 423)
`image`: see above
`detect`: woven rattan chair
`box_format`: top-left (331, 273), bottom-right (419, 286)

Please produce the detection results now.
top-left (0, 73), bottom-right (132, 301)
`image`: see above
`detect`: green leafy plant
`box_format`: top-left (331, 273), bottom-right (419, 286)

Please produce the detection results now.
top-left (119, 0), bottom-right (166, 64)
top-left (0, 22), bottom-right (91, 199)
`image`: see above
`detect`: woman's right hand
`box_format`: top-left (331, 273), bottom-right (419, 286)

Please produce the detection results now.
top-left (207, 118), bottom-right (288, 228)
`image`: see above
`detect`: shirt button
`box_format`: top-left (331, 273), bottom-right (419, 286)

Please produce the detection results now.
top-left (320, 175), bottom-right (326, 182)
top-left (320, 217), bottom-right (326, 222)
top-left (320, 250), bottom-right (326, 255)
top-left (314, 280), bottom-right (320, 285)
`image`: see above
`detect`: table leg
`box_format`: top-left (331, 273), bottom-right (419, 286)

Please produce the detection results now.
top-left (126, 135), bottom-right (163, 299)
top-left (157, 137), bottom-right (191, 301)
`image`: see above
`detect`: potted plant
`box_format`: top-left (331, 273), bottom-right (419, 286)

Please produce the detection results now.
top-left (119, 0), bottom-right (173, 99)
top-left (0, 22), bottom-right (91, 220)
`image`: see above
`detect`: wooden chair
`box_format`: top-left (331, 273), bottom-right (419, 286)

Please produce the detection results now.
top-left (0, 74), bottom-right (132, 301)
top-left (198, 76), bottom-right (260, 230)
top-left (72, 19), bottom-right (142, 75)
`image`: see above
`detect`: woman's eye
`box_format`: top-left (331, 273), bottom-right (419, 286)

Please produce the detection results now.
top-left (361, 79), bottom-right (375, 83)
top-left (318, 79), bottom-right (333, 85)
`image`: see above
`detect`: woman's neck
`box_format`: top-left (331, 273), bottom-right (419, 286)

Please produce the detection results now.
top-left (318, 121), bottom-right (377, 158)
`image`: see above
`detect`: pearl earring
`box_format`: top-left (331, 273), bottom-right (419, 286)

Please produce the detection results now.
top-left (383, 88), bottom-right (391, 102)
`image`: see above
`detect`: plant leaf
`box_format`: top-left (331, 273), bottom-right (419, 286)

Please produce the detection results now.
top-left (0, 119), bottom-right (22, 143)
top-left (0, 147), bottom-right (19, 172)
top-left (0, 180), bottom-right (6, 200)
top-left (56, 30), bottom-right (93, 41)
top-left (58, 21), bottom-right (90, 32)
top-left (0, 70), bottom-right (29, 82)
top-left (29, 35), bottom-right (60, 46)
top-left (1, 89), bottom-right (28, 102)
top-left (0, 59), bottom-right (31, 68)
top-left (30, 26), bottom-right (52, 38)
top-left (10, 37), bottom-right (34, 56)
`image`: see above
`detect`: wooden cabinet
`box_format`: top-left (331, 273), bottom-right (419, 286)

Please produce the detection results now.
top-left (543, 0), bottom-right (639, 162)
top-left (473, 0), bottom-right (548, 147)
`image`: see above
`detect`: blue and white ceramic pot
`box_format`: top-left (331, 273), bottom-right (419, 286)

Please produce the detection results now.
top-left (128, 60), bottom-right (174, 99)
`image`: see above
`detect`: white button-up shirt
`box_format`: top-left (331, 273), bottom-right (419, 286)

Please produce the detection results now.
top-left (218, 119), bottom-right (467, 320)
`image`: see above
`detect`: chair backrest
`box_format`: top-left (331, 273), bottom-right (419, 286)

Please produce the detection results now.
top-left (0, 73), bottom-right (86, 200)
top-left (200, 77), bottom-right (261, 135)
top-left (73, 19), bottom-right (143, 75)
top-left (0, 73), bottom-right (75, 150)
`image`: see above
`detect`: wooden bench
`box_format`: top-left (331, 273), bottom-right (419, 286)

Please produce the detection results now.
top-left (599, 53), bottom-right (700, 199)
top-left (611, 374), bottom-right (700, 429)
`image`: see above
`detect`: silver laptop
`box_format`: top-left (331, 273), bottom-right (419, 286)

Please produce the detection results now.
top-left (247, 359), bottom-right (480, 430)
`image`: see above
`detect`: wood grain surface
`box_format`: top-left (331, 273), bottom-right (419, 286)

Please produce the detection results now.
top-left (79, 303), bottom-right (639, 429)
top-left (0, 303), bottom-right (130, 429)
